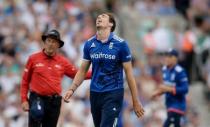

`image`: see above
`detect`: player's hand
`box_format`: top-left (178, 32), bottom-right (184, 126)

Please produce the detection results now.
top-left (133, 101), bottom-right (144, 118)
top-left (21, 101), bottom-right (29, 111)
top-left (159, 85), bottom-right (174, 93)
top-left (63, 89), bottom-right (74, 103)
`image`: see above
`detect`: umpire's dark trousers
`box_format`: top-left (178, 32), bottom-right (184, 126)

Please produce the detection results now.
top-left (90, 89), bottom-right (124, 127)
top-left (29, 92), bottom-right (62, 127)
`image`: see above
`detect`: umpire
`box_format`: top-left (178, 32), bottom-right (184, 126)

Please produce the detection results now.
top-left (20, 29), bottom-right (91, 127)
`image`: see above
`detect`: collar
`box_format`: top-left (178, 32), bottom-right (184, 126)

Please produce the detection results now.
top-left (167, 64), bottom-right (177, 71)
top-left (95, 32), bottom-right (114, 43)
top-left (42, 49), bottom-right (58, 59)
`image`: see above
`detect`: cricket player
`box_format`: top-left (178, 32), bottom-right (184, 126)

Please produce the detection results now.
top-left (152, 48), bottom-right (189, 127)
top-left (64, 12), bottom-right (144, 127)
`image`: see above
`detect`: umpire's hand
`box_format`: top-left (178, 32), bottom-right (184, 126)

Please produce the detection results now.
top-left (21, 101), bottom-right (29, 111)
top-left (63, 89), bottom-right (74, 103)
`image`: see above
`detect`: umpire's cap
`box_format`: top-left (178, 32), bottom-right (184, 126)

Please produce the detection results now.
top-left (42, 29), bottom-right (64, 48)
top-left (166, 48), bottom-right (179, 57)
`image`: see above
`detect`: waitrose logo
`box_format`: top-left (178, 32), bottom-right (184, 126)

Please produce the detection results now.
top-left (90, 52), bottom-right (116, 60)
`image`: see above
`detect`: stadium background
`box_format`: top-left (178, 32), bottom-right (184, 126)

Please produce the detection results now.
top-left (0, 0), bottom-right (209, 127)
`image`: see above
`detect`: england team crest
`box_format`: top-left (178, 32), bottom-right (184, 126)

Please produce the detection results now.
top-left (109, 42), bottom-right (113, 49)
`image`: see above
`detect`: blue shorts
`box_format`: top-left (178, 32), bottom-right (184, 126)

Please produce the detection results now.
top-left (90, 89), bottom-right (124, 127)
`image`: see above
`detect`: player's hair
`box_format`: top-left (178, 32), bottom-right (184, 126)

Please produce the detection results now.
top-left (105, 12), bottom-right (116, 32)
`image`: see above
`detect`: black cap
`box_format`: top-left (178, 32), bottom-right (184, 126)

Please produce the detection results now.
top-left (42, 29), bottom-right (64, 48)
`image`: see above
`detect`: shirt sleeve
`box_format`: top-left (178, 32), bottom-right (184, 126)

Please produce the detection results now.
top-left (119, 41), bottom-right (132, 62)
top-left (85, 71), bottom-right (92, 79)
top-left (20, 56), bottom-right (33, 103)
top-left (83, 42), bottom-right (91, 61)
top-left (64, 60), bottom-right (78, 79)
top-left (174, 70), bottom-right (189, 95)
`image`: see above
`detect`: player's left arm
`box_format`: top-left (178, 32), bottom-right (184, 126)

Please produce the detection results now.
top-left (123, 61), bottom-right (144, 118)
top-left (123, 61), bottom-right (139, 103)
top-left (174, 71), bottom-right (189, 95)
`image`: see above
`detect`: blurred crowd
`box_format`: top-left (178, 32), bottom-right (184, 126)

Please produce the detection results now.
top-left (0, 0), bottom-right (209, 127)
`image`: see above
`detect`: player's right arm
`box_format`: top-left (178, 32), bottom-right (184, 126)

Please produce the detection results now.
top-left (20, 56), bottom-right (33, 111)
top-left (64, 60), bottom-right (91, 102)
top-left (64, 41), bottom-right (91, 102)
